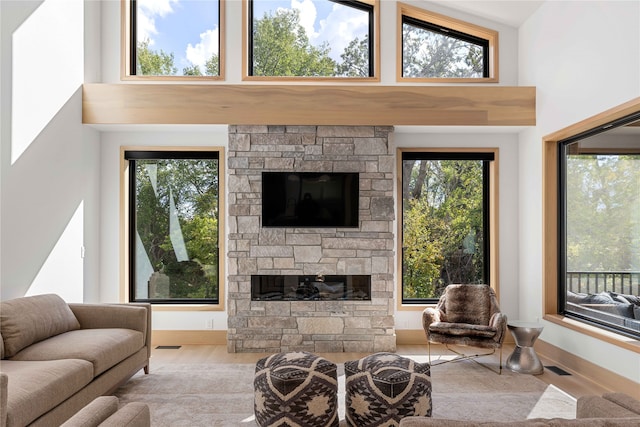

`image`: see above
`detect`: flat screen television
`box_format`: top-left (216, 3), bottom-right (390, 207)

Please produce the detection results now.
top-left (262, 172), bottom-right (359, 227)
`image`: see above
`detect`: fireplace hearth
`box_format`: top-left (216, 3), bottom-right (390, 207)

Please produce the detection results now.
top-left (251, 275), bottom-right (371, 301)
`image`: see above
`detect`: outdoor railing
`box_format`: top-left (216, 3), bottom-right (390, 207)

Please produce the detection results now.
top-left (567, 271), bottom-right (640, 296)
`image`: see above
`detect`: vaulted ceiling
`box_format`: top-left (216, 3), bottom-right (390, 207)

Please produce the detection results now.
top-left (430, 0), bottom-right (545, 27)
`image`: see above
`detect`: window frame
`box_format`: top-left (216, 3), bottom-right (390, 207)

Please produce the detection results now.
top-left (397, 148), bottom-right (499, 310)
top-left (121, 0), bottom-right (226, 80)
top-left (242, 0), bottom-right (380, 82)
top-left (556, 115), bottom-right (640, 339)
top-left (543, 98), bottom-right (640, 353)
top-left (397, 2), bottom-right (498, 83)
top-left (121, 147), bottom-right (225, 308)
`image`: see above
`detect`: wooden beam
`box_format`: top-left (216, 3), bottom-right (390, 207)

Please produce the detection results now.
top-left (82, 84), bottom-right (535, 126)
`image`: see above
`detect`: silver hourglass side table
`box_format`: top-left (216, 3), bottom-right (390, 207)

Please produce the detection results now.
top-left (506, 321), bottom-right (544, 375)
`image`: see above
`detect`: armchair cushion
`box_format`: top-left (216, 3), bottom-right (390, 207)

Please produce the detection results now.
top-left (440, 284), bottom-right (494, 325)
top-left (423, 284), bottom-right (507, 349)
top-left (429, 322), bottom-right (497, 338)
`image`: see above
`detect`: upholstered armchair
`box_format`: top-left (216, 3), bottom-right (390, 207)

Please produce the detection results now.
top-left (422, 284), bottom-right (507, 373)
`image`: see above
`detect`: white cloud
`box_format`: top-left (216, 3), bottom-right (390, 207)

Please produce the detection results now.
top-left (316, 2), bottom-right (368, 61)
top-left (185, 28), bottom-right (219, 73)
top-left (291, 0), bottom-right (318, 40)
top-left (263, 0), bottom-right (369, 62)
top-left (136, 0), bottom-right (179, 45)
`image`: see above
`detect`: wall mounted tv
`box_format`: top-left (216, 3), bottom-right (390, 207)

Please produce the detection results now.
top-left (262, 172), bottom-right (359, 228)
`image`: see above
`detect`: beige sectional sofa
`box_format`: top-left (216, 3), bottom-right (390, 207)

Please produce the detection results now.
top-left (399, 392), bottom-right (640, 426)
top-left (0, 294), bottom-right (151, 427)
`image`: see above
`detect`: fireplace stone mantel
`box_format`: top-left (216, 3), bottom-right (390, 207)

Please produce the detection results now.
top-left (226, 125), bottom-right (396, 353)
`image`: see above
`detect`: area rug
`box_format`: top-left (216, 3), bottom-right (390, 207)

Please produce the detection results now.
top-left (114, 357), bottom-right (576, 426)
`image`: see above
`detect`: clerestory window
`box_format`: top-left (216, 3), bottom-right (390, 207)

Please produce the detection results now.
top-left (398, 3), bottom-right (498, 83)
top-left (124, 0), bottom-right (225, 79)
top-left (245, 0), bottom-right (378, 80)
top-left (400, 150), bottom-right (497, 305)
top-left (125, 150), bottom-right (222, 304)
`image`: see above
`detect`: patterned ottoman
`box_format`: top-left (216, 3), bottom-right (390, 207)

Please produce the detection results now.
top-left (344, 352), bottom-right (432, 427)
top-left (254, 351), bottom-right (339, 427)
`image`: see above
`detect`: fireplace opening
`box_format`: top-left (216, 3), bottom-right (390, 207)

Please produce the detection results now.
top-left (251, 274), bottom-right (371, 301)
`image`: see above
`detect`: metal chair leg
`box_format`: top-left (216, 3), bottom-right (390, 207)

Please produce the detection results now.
top-left (429, 343), bottom-right (503, 375)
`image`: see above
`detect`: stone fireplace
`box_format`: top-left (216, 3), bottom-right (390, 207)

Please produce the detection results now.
top-left (226, 125), bottom-right (396, 353)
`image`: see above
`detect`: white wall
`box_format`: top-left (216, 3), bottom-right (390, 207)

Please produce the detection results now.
top-left (95, 0), bottom-right (523, 332)
top-left (393, 131), bottom-right (520, 330)
top-left (3, 0), bottom-right (637, 383)
top-left (518, 0), bottom-right (640, 382)
top-left (100, 129), bottom-right (229, 329)
top-left (1, 0), bottom-right (102, 302)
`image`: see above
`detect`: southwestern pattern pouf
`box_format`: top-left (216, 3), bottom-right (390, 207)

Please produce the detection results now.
top-left (344, 352), bottom-right (432, 427)
top-left (254, 351), bottom-right (339, 427)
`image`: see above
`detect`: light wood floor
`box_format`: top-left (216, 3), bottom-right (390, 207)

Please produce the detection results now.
top-left (147, 343), bottom-right (609, 399)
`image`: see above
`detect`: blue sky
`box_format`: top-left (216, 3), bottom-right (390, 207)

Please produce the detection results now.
top-left (137, 0), bottom-right (368, 74)
top-left (137, 0), bottom-right (220, 73)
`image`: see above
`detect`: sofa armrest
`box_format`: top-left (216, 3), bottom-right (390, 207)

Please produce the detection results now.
top-left (69, 303), bottom-right (152, 363)
top-left (60, 396), bottom-right (119, 427)
top-left (1, 372), bottom-right (7, 427)
top-left (101, 403), bottom-right (150, 427)
top-left (577, 395), bottom-right (640, 418)
top-left (60, 397), bottom-right (150, 427)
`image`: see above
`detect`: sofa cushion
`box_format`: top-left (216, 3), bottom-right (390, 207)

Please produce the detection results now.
top-left (10, 328), bottom-right (144, 376)
top-left (577, 395), bottom-right (640, 418)
top-left (603, 393), bottom-right (640, 415)
top-left (589, 303), bottom-right (635, 318)
top-left (0, 294), bottom-right (80, 358)
top-left (1, 359), bottom-right (94, 427)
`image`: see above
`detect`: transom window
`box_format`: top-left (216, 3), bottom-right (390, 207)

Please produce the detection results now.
top-left (125, 0), bottom-right (224, 79)
top-left (246, 0), bottom-right (377, 79)
top-left (400, 150), bottom-right (496, 304)
top-left (125, 150), bottom-right (221, 304)
top-left (398, 3), bottom-right (498, 83)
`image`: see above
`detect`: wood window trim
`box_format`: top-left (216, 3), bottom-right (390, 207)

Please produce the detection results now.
top-left (241, 0), bottom-right (380, 82)
top-left (396, 147), bottom-right (500, 312)
top-left (542, 96), bottom-right (640, 354)
top-left (121, 0), bottom-right (226, 81)
top-left (396, 2), bottom-right (499, 83)
top-left (119, 146), bottom-right (226, 311)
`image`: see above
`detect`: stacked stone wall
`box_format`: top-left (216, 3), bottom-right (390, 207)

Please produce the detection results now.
top-left (227, 125), bottom-right (396, 353)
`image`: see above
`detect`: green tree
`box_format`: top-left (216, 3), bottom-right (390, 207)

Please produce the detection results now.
top-left (252, 9), bottom-right (336, 76)
top-left (402, 24), bottom-right (484, 78)
top-left (135, 158), bottom-right (219, 300)
top-left (182, 54), bottom-right (220, 76)
top-left (403, 197), bottom-right (445, 299)
top-left (566, 155), bottom-right (640, 275)
top-left (402, 159), bottom-right (485, 299)
top-left (136, 39), bottom-right (177, 76)
top-left (182, 65), bottom-right (202, 76)
top-left (336, 35), bottom-right (369, 77)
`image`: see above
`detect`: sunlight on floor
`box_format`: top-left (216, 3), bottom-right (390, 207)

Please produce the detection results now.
top-left (527, 384), bottom-right (577, 419)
